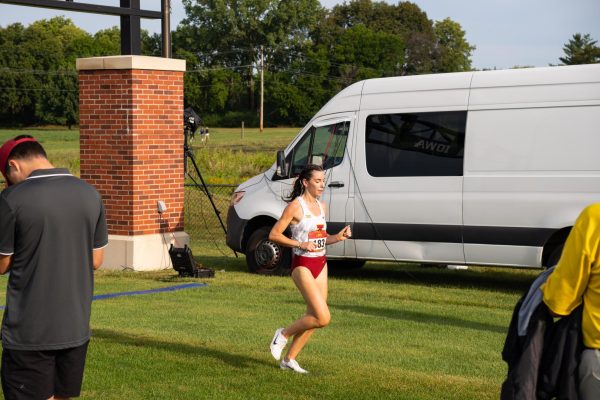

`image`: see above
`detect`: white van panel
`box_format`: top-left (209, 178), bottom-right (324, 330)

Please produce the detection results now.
top-left (363, 72), bottom-right (472, 93)
top-left (470, 64), bottom-right (600, 89)
top-left (314, 81), bottom-right (363, 117)
top-left (464, 187), bottom-right (600, 228)
top-left (352, 174), bottom-right (465, 263)
top-left (361, 89), bottom-right (470, 111)
top-left (233, 171), bottom-right (285, 221)
top-left (469, 64), bottom-right (600, 108)
top-left (464, 103), bottom-right (600, 266)
top-left (464, 244), bottom-right (541, 268)
top-left (354, 177), bottom-right (463, 224)
top-left (465, 106), bottom-right (600, 172)
top-left (360, 73), bottom-right (472, 111)
top-left (353, 240), bottom-right (466, 264)
top-left (470, 84), bottom-right (600, 108)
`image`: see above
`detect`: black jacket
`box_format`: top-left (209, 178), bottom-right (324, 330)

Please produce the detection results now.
top-left (501, 296), bottom-right (583, 400)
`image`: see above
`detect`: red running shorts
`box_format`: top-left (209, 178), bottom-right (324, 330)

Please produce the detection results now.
top-left (291, 255), bottom-right (327, 279)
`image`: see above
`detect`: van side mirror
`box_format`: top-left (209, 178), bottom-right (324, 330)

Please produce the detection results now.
top-left (276, 150), bottom-right (288, 178)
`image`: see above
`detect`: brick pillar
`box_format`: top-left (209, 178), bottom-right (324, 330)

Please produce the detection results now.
top-left (77, 55), bottom-right (188, 270)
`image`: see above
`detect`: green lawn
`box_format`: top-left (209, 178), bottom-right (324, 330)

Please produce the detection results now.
top-left (0, 252), bottom-right (537, 399)
top-left (0, 126), bottom-right (539, 398)
top-left (0, 128), bottom-right (81, 175)
top-left (0, 127), bottom-right (299, 184)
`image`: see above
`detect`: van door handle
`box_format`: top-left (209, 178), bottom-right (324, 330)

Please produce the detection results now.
top-left (328, 181), bottom-right (345, 188)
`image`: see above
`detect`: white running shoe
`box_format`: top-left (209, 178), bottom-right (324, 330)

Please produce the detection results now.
top-left (270, 328), bottom-right (287, 360)
top-left (280, 358), bottom-right (308, 374)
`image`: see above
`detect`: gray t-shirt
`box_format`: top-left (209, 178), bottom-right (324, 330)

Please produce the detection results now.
top-left (0, 168), bottom-right (108, 350)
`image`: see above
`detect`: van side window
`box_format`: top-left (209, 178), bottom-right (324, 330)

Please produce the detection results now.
top-left (286, 121), bottom-right (350, 178)
top-left (365, 112), bottom-right (466, 177)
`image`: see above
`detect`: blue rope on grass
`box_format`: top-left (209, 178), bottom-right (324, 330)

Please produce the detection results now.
top-left (92, 282), bottom-right (207, 300)
top-left (0, 283), bottom-right (207, 310)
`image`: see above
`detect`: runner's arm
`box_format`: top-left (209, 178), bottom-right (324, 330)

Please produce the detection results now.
top-left (269, 202), bottom-right (314, 251)
top-left (327, 225), bottom-right (352, 245)
top-left (321, 202), bottom-right (352, 244)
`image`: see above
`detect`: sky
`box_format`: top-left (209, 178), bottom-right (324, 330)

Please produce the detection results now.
top-left (0, 0), bottom-right (599, 70)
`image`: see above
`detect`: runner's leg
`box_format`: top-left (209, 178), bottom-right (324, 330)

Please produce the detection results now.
top-left (284, 265), bottom-right (329, 360)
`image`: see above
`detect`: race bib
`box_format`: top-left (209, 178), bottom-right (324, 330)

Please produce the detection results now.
top-left (307, 224), bottom-right (327, 252)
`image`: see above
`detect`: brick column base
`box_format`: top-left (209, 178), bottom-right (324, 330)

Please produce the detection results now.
top-left (77, 55), bottom-right (188, 271)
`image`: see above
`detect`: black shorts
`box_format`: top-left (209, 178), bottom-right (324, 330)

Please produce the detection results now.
top-left (1, 341), bottom-right (89, 400)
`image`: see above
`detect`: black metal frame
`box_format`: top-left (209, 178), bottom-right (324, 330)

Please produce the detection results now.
top-left (183, 128), bottom-right (234, 257)
top-left (0, 0), bottom-right (171, 57)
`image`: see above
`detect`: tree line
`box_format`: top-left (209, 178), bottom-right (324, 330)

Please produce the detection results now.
top-left (0, 0), bottom-right (598, 128)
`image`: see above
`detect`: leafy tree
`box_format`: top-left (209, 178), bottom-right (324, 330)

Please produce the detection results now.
top-left (322, 0), bottom-right (435, 75)
top-left (141, 31), bottom-right (163, 57)
top-left (92, 27), bottom-right (121, 56)
top-left (332, 24), bottom-right (405, 83)
top-left (559, 33), bottom-right (600, 65)
top-left (0, 1), bottom-right (476, 127)
top-left (0, 18), bottom-right (86, 125)
top-left (324, 0), bottom-right (431, 38)
top-left (177, 0), bottom-right (324, 112)
top-left (266, 46), bottom-right (331, 124)
top-left (0, 23), bottom-right (30, 121)
top-left (0, 17), bottom-right (162, 126)
top-left (432, 18), bottom-right (475, 72)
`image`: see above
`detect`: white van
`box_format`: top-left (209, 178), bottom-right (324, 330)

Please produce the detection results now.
top-left (226, 64), bottom-right (600, 275)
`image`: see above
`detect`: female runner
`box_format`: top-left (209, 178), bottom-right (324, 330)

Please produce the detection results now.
top-left (268, 164), bottom-right (351, 373)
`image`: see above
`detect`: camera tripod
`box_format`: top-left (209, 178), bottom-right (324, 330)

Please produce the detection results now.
top-left (184, 128), bottom-right (237, 257)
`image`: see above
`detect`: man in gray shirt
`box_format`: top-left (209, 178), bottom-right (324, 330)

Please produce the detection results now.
top-left (0, 135), bottom-right (108, 399)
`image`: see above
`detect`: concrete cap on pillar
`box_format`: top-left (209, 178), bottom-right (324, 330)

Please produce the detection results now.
top-left (76, 55), bottom-right (185, 72)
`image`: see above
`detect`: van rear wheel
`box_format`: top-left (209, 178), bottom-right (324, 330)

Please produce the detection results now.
top-left (246, 226), bottom-right (291, 275)
top-left (547, 244), bottom-right (564, 268)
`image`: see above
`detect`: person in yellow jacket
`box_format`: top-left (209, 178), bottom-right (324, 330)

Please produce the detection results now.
top-left (542, 203), bottom-right (600, 400)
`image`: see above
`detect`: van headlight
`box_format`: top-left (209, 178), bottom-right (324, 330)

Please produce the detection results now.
top-left (230, 191), bottom-right (245, 206)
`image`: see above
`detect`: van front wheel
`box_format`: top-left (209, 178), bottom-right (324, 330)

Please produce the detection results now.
top-left (246, 226), bottom-right (291, 275)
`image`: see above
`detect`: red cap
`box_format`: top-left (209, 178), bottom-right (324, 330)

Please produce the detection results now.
top-left (0, 137), bottom-right (38, 185)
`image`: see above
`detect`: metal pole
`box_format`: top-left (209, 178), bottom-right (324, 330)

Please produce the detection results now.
top-left (0, 0), bottom-right (162, 18)
top-left (161, 0), bottom-right (172, 58)
top-left (120, 0), bottom-right (141, 55)
top-left (259, 46), bottom-right (264, 132)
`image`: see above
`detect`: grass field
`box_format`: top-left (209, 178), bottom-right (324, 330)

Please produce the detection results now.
top-left (0, 252), bottom-right (537, 400)
top-left (0, 127), bottom-right (299, 184)
top-left (0, 127), bottom-right (540, 399)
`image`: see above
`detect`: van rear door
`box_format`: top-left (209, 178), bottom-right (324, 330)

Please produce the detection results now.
top-left (352, 111), bottom-right (467, 264)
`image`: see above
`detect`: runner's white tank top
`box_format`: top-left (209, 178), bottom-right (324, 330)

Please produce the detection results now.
top-left (290, 196), bottom-right (327, 257)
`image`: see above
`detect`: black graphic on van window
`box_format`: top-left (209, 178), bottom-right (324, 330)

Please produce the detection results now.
top-left (366, 111), bottom-right (466, 177)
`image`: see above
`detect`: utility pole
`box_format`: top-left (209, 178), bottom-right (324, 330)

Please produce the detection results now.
top-left (260, 46), bottom-right (264, 132)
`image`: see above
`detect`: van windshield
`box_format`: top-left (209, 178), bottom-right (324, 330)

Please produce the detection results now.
top-left (284, 121), bottom-right (350, 178)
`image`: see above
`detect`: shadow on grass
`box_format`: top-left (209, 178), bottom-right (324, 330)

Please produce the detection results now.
top-left (149, 253), bottom-right (538, 295)
top-left (329, 262), bottom-right (539, 294)
top-left (193, 254), bottom-right (247, 273)
top-left (92, 328), bottom-right (272, 369)
top-left (331, 303), bottom-right (507, 334)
